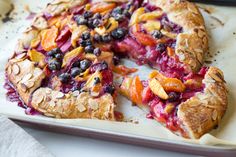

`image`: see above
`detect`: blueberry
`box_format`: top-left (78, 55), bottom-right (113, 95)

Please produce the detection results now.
top-left (85, 45), bottom-right (94, 53)
top-left (71, 67), bottom-right (83, 78)
top-left (168, 92), bottom-right (180, 102)
top-left (94, 77), bottom-right (101, 85)
top-left (87, 19), bottom-right (95, 29)
top-left (111, 7), bottom-right (124, 21)
top-left (104, 84), bottom-right (115, 94)
top-left (80, 59), bottom-right (91, 71)
top-left (82, 32), bottom-right (90, 40)
top-left (93, 34), bottom-right (102, 42)
top-left (152, 30), bottom-right (163, 39)
top-left (75, 16), bottom-right (87, 25)
top-left (100, 61), bottom-right (108, 70)
top-left (55, 53), bottom-right (63, 60)
top-left (93, 13), bottom-right (101, 19)
top-left (123, 9), bottom-right (131, 18)
top-left (113, 55), bottom-right (120, 65)
top-left (83, 11), bottom-right (93, 19)
top-left (59, 73), bottom-right (70, 83)
top-left (102, 34), bottom-right (112, 43)
top-left (111, 28), bottom-right (127, 40)
top-left (93, 19), bottom-right (101, 28)
top-left (93, 48), bottom-right (101, 56)
top-left (47, 48), bottom-right (60, 57)
top-left (79, 39), bottom-right (92, 47)
top-left (48, 59), bottom-right (61, 71)
top-left (72, 60), bottom-right (80, 67)
top-left (112, 7), bottom-right (123, 15)
top-left (156, 43), bottom-right (166, 53)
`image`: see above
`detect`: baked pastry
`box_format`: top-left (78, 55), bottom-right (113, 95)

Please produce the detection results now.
top-left (4, 0), bottom-right (227, 139)
top-left (120, 67), bottom-right (227, 138)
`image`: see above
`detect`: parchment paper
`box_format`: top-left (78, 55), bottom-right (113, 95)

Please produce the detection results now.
top-left (0, 0), bottom-right (236, 147)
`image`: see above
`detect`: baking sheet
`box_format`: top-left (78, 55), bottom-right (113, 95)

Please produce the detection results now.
top-left (0, 0), bottom-right (236, 149)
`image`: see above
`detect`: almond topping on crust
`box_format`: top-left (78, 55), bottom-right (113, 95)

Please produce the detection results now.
top-left (72, 90), bottom-right (80, 97)
top-left (209, 72), bottom-right (223, 82)
top-left (77, 104), bottom-right (86, 112)
top-left (149, 78), bottom-right (169, 100)
top-left (55, 92), bottom-right (65, 99)
top-left (24, 81), bottom-right (35, 88)
top-left (88, 98), bottom-right (99, 110)
top-left (212, 110), bottom-right (218, 121)
top-left (12, 64), bottom-right (20, 75)
top-left (21, 73), bottom-right (33, 83)
top-left (20, 83), bottom-right (28, 92)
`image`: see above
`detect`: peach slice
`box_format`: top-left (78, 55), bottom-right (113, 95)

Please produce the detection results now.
top-left (133, 32), bottom-right (156, 46)
top-left (90, 2), bottom-right (116, 13)
top-left (41, 26), bottom-right (58, 51)
top-left (149, 78), bottom-right (169, 100)
top-left (129, 7), bottom-right (145, 26)
top-left (129, 76), bottom-right (144, 105)
top-left (62, 47), bottom-right (83, 67)
top-left (143, 20), bottom-right (161, 33)
top-left (120, 77), bottom-right (133, 97)
top-left (139, 11), bottom-right (163, 22)
top-left (162, 78), bottom-right (186, 92)
top-left (28, 49), bottom-right (45, 63)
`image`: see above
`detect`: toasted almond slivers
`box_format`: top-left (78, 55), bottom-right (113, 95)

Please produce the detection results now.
top-left (12, 64), bottom-right (20, 75)
top-left (149, 78), bottom-right (169, 100)
top-left (77, 104), bottom-right (86, 112)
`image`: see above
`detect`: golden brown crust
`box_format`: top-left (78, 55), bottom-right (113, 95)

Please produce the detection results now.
top-left (149, 0), bottom-right (208, 72)
top-left (31, 88), bottom-right (115, 120)
top-left (6, 58), bottom-right (46, 104)
top-left (177, 67), bottom-right (228, 139)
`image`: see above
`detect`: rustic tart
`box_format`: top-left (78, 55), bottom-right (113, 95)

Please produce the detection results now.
top-left (4, 0), bottom-right (227, 139)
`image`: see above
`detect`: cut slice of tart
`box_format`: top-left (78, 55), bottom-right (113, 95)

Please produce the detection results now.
top-left (120, 67), bottom-right (228, 138)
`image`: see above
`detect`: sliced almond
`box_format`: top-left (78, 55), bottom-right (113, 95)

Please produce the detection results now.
top-left (21, 73), bottom-right (33, 83)
top-left (88, 98), bottom-right (99, 110)
top-left (72, 90), bottom-right (80, 97)
top-left (12, 64), bottom-right (20, 75)
top-left (209, 73), bottom-right (223, 82)
top-left (24, 81), bottom-right (35, 88)
top-left (212, 110), bottom-right (218, 121)
top-left (35, 94), bottom-right (45, 104)
top-left (77, 104), bottom-right (86, 112)
top-left (149, 78), bottom-right (169, 100)
top-left (55, 92), bottom-right (65, 99)
top-left (20, 83), bottom-right (28, 92)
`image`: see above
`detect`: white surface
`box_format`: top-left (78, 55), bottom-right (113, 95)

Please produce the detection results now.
top-left (23, 126), bottom-right (199, 157)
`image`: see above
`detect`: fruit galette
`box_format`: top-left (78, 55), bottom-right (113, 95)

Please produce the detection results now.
top-left (5, 0), bottom-right (228, 139)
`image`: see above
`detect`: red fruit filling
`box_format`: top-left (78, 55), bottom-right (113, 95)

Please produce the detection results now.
top-left (144, 67), bottom-right (208, 136)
